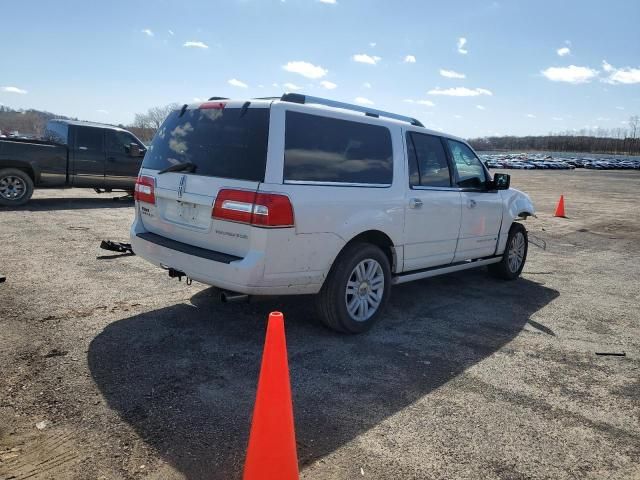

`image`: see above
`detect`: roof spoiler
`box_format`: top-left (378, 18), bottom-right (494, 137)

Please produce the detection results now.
top-left (280, 93), bottom-right (424, 127)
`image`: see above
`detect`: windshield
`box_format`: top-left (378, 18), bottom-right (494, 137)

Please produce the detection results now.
top-left (142, 107), bottom-right (270, 182)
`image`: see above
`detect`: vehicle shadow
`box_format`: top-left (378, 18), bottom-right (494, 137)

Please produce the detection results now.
top-left (88, 270), bottom-right (558, 479)
top-left (1, 195), bottom-right (133, 212)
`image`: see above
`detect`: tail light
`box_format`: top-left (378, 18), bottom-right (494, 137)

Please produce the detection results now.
top-left (134, 175), bottom-right (156, 204)
top-left (212, 189), bottom-right (294, 228)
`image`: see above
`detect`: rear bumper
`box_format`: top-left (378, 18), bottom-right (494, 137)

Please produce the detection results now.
top-left (130, 221), bottom-right (324, 295)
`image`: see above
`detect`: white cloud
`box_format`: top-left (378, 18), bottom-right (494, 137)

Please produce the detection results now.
top-left (596, 117), bottom-right (610, 121)
top-left (454, 115), bottom-right (463, 119)
top-left (403, 99), bottom-right (415, 103)
top-left (416, 100), bottom-right (435, 106)
top-left (557, 47), bottom-right (571, 57)
top-left (541, 65), bottom-right (598, 84)
top-left (183, 41), bottom-right (209, 49)
top-left (526, 113), bottom-right (536, 118)
top-left (228, 78), bottom-right (248, 88)
top-left (258, 84), bottom-right (264, 88)
top-left (282, 61), bottom-right (327, 79)
top-left (272, 83), bottom-right (279, 88)
top-left (1, 86), bottom-right (28, 94)
top-left (552, 117), bottom-right (563, 121)
top-left (457, 37), bottom-right (468, 54)
top-left (320, 80), bottom-right (337, 89)
top-left (168, 30), bottom-right (174, 36)
top-left (96, 109), bottom-right (109, 114)
top-left (142, 29), bottom-right (154, 37)
top-left (476, 105), bottom-right (485, 110)
top-left (404, 55), bottom-right (416, 63)
top-left (318, 0), bottom-right (337, 3)
top-left (428, 87), bottom-right (492, 97)
top-left (353, 54), bottom-right (381, 65)
top-left (363, 82), bottom-right (372, 88)
top-left (283, 82), bottom-right (302, 91)
top-left (440, 69), bottom-right (466, 79)
top-left (193, 97), bottom-right (203, 102)
top-left (601, 60), bottom-right (640, 84)
top-left (616, 106), bottom-right (625, 110)
top-left (354, 97), bottom-right (374, 105)
top-left (369, 42), bottom-right (377, 47)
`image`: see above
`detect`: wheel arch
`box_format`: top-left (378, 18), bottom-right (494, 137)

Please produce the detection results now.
top-left (340, 229), bottom-right (397, 273)
top-left (0, 160), bottom-right (38, 183)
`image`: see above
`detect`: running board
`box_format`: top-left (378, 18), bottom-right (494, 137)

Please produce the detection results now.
top-left (392, 257), bottom-right (502, 285)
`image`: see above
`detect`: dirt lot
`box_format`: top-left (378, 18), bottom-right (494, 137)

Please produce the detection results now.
top-left (1, 170), bottom-right (639, 480)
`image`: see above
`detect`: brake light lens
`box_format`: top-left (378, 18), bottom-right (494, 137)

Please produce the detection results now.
top-left (199, 101), bottom-right (226, 110)
top-left (212, 189), bottom-right (294, 228)
top-left (134, 175), bottom-right (156, 204)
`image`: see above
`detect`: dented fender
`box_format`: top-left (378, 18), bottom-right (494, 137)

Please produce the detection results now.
top-left (496, 188), bottom-right (536, 254)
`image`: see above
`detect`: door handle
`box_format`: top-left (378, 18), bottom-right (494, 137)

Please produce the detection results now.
top-left (409, 198), bottom-right (423, 209)
top-left (467, 199), bottom-right (477, 208)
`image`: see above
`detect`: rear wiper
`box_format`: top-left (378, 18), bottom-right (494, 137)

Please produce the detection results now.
top-left (157, 161), bottom-right (197, 175)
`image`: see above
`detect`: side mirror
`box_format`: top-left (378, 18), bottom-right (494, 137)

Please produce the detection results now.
top-left (129, 143), bottom-right (141, 157)
top-left (493, 173), bottom-right (510, 190)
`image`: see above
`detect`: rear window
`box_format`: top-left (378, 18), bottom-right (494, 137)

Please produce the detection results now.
top-left (284, 111), bottom-right (393, 185)
top-left (142, 107), bottom-right (270, 182)
top-left (44, 122), bottom-right (68, 145)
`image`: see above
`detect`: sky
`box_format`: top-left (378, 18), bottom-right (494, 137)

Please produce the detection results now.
top-left (1, 0), bottom-right (639, 138)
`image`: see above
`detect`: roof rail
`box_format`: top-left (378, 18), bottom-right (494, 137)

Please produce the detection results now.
top-left (207, 96), bottom-right (229, 101)
top-left (280, 93), bottom-right (424, 127)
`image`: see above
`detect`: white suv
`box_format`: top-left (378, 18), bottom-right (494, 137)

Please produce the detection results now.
top-left (131, 94), bottom-right (535, 333)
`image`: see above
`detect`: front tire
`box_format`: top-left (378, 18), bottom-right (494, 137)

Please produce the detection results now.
top-left (489, 222), bottom-right (528, 280)
top-left (316, 242), bottom-right (391, 334)
top-left (0, 168), bottom-right (34, 207)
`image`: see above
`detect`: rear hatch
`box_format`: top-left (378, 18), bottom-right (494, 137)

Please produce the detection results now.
top-left (137, 101), bottom-right (271, 258)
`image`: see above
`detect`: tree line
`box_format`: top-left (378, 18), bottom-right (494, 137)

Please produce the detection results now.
top-left (468, 116), bottom-right (640, 155)
top-left (2, 103), bottom-right (639, 155)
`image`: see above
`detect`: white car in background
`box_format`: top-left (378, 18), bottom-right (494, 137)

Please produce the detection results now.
top-left (131, 94), bottom-right (535, 333)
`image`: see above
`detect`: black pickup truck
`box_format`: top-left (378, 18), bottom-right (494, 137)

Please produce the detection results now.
top-left (0, 119), bottom-right (147, 206)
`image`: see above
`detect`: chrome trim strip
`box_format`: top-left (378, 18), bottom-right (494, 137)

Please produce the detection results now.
top-left (393, 257), bottom-right (502, 285)
top-left (284, 180), bottom-right (391, 188)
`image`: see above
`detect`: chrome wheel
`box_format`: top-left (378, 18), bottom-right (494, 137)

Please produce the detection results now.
top-left (0, 175), bottom-right (27, 200)
top-left (508, 231), bottom-right (526, 273)
top-left (345, 258), bottom-right (384, 322)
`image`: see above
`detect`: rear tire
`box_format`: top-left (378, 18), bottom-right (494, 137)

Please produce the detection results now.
top-left (488, 222), bottom-right (528, 280)
top-left (316, 242), bottom-right (391, 334)
top-left (0, 168), bottom-right (34, 207)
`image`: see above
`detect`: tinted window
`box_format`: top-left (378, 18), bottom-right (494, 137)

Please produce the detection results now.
top-left (44, 122), bottom-right (68, 144)
top-left (407, 133), bottom-right (451, 187)
top-left (142, 107), bottom-right (270, 182)
top-left (76, 126), bottom-right (103, 152)
top-left (106, 130), bottom-right (138, 153)
top-left (446, 139), bottom-right (486, 188)
top-left (284, 111), bottom-right (393, 185)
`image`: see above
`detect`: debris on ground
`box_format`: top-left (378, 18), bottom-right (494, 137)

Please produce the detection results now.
top-left (99, 240), bottom-right (134, 255)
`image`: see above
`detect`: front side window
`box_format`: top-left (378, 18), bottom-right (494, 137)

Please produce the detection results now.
top-left (284, 111), bottom-right (393, 185)
top-left (76, 126), bottom-right (103, 152)
top-left (407, 132), bottom-right (451, 187)
top-left (44, 122), bottom-right (68, 145)
top-left (106, 130), bottom-right (138, 154)
top-left (446, 139), bottom-right (486, 188)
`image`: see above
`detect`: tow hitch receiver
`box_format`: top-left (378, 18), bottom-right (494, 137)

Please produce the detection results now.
top-left (168, 268), bottom-right (192, 285)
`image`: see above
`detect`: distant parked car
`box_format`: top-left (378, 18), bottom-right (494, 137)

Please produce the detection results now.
top-left (0, 120), bottom-right (147, 206)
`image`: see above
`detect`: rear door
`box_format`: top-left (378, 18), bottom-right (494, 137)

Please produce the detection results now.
top-left (403, 131), bottom-right (462, 270)
top-left (137, 102), bottom-right (270, 258)
top-left (70, 126), bottom-right (105, 188)
top-left (445, 139), bottom-right (503, 261)
top-left (105, 129), bottom-right (146, 189)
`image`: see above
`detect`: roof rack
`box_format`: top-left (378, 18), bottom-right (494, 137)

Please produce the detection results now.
top-left (280, 93), bottom-right (424, 127)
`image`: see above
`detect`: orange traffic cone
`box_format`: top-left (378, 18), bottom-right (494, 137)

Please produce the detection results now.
top-left (243, 312), bottom-right (299, 480)
top-left (554, 195), bottom-right (566, 218)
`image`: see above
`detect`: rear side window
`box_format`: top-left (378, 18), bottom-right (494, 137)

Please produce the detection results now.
top-left (44, 122), bottom-right (68, 145)
top-left (284, 111), bottom-right (393, 185)
top-left (75, 126), bottom-right (103, 152)
top-left (142, 107), bottom-right (270, 182)
top-left (407, 132), bottom-right (451, 187)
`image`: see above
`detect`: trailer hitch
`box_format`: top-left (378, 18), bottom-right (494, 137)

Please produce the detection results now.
top-left (99, 240), bottom-right (135, 255)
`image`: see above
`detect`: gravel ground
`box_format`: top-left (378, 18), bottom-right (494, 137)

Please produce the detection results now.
top-left (1, 170), bottom-right (639, 480)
